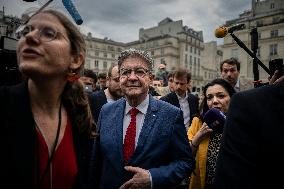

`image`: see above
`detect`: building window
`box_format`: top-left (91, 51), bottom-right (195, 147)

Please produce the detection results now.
top-left (190, 46), bottom-right (192, 53)
top-left (151, 50), bottom-right (154, 56)
top-left (103, 61), bottom-right (107, 68)
top-left (94, 60), bottom-right (99, 68)
top-left (256, 20), bottom-right (263, 27)
top-left (231, 49), bottom-right (239, 59)
top-left (85, 59), bottom-right (91, 69)
top-left (197, 61), bottom-right (200, 76)
top-left (103, 52), bottom-right (107, 58)
top-left (273, 17), bottom-right (280, 24)
top-left (270, 44), bottom-right (278, 56)
top-left (271, 30), bottom-right (278, 38)
top-left (258, 32), bottom-right (261, 39)
top-left (161, 48), bottom-right (164, 56)
top-left (270, 3), bottom-right (274, 9)
top-left (108, 46), bottom-right (114, 51)
top-left (198, 49), bottom-right (200, 55)
top-left (111, 53), bottom-right (115, 58)
top-left (185, 54), bottom-right (188, 64)
top-left (257, 46), bottom-right (261, 57)
top-left (186, 44), bottom-right (188, 51)
top-left (161, 58), bottom-right (165, 64)
top-left (194, 47), bottom-right (196, 54)
top-left (194, 62), bottom-right (196, 76)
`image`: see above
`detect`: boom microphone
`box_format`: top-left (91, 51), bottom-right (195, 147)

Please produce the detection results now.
top-left (215, 23), bottom-right (245, 38)
top-left (62, 0), bottom-right (83, 25)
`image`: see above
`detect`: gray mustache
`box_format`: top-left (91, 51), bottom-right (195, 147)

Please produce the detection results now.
top-left (126, 82), bottom-right (141, 87)
top-left (126, 84), bottom-right (141, 87)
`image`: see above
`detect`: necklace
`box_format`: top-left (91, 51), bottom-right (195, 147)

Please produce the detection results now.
top-left (35, 102), bottom-right (62, 189)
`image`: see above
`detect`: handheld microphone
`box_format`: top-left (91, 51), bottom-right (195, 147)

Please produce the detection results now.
top-left (215, 24), bottom-right (245, 38)
top-left (203, 108), bottom-right (226, 131)
top-left (62, 0), bottom-right (83, 25)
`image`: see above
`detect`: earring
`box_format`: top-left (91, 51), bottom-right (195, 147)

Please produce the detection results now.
top-left (66, 70), bottom-right (80, 82)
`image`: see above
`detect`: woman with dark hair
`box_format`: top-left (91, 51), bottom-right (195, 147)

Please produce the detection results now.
top-left (187, 79), bottom-right (236, 189)
top-left (0, 10), bottom-right (95, 189)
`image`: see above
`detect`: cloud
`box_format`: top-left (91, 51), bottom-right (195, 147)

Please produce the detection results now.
top-left (1, 0), bottom-right (251, 44)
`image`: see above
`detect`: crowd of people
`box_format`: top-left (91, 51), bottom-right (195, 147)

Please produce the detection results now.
top-left (1, 8), bottom-right (284, 189)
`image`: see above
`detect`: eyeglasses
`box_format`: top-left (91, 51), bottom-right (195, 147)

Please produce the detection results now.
top-left (19, 25), bottom-right (67, 42)
top-left (120, 67), bottom-right (149, 78)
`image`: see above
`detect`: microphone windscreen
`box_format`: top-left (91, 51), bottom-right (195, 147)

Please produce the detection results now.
top-left (215, 26), bottom-right (228, 38)
top-left (203, 108), bottom-right (226, 131)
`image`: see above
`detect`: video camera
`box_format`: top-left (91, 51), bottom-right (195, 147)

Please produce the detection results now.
top-left (0, 36), bottom-right (22, 86)
top-left (269, 58), bottom-right (284, 79)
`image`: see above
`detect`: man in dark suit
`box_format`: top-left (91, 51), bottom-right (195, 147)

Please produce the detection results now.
top-left (90, 65), bottom-right (123, 123)
top-left (220, 57), bottom-right (253, 92)
top-left (213, 81), bottom-right (284, 189)
top-left (88, 49), bottom-right (195, 189)
top-left (160, 67), bottom-right (199, 131)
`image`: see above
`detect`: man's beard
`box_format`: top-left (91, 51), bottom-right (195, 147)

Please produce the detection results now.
top-left (109, 87), bottom-right (123, 100)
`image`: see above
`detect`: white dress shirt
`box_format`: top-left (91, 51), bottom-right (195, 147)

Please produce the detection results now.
top-left (123, 94), bottom-right (149, 147)
top-left (176, 91), bottom-right (191, 130)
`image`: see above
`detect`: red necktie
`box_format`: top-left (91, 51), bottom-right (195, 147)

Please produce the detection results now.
top-left (123, 107), bottom-right (139, 163)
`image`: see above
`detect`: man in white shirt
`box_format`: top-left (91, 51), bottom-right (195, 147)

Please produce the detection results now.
top-left (160, 67), bottom-right (199, 130)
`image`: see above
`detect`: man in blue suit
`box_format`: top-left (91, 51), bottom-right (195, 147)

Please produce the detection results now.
top-left (88, 49), bottom-right (195, 189)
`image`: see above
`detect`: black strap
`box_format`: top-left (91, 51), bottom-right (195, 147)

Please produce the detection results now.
top-left (35, 102), bottom-right (62, 189)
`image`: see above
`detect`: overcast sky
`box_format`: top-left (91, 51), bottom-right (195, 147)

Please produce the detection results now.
top-left (1, 0), bottom-right (251, 44)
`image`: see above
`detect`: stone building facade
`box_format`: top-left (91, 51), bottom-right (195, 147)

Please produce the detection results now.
top-left (222, 0), bottom-right (284, 84)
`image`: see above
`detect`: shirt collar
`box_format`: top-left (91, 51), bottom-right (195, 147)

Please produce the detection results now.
top-left (176, 91), bottom-right (188, 100)
top-left (234, 78), bottom-right (240, 91)
top-left (125, 94), bottom-right (149, 115)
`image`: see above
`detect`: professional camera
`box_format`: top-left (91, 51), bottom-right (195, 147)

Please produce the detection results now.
top-left (0, 36), bottom-right (22, 86)
top-left (269, 58), bottom-right (284, 79)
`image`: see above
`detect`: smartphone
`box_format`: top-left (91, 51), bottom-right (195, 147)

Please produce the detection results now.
top-left (84, 85), bottom-right (93, 93)
top-left (269, 59), bottom-right (284, 78)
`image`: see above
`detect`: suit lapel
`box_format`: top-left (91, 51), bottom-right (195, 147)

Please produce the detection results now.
top-left (130, 97), bottom-right (158, 163)
top-left (114, 99), bottom-right (126, 164)
top-left (173, 93), bottom-right (181, 108)
top-left (187, 94), bottom-right (195, 115)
